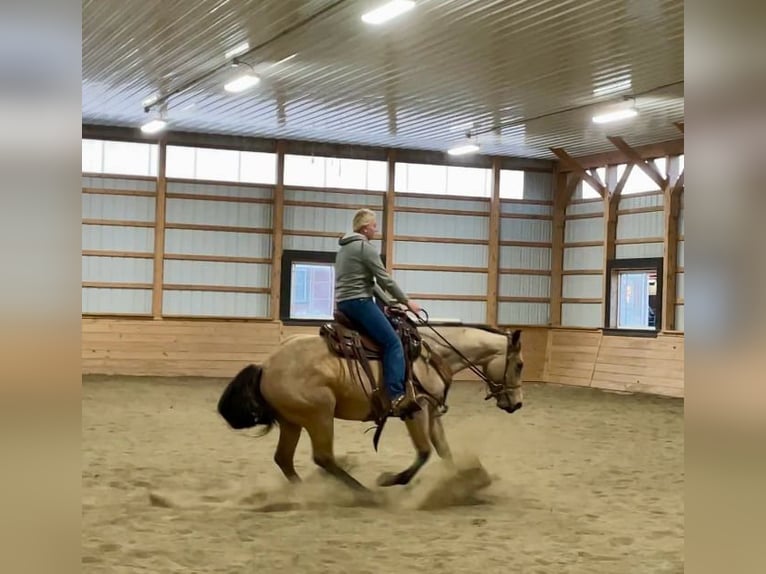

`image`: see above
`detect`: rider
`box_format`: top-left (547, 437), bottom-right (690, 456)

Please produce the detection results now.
top-left (335, 208), bottom-right (422, 417)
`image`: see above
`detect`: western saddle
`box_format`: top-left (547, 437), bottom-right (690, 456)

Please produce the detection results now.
top-left (319, 305), bottom-right (452, 424)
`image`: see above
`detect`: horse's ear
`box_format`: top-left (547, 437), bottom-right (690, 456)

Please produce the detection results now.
top-left (510, 329), bottom-right (522, 349)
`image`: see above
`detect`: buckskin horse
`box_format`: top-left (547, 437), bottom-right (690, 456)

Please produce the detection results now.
top-left (217, 308), bottom-right (524, 493)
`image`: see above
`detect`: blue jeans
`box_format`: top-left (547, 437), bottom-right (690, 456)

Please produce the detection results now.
top-left (336, 297), bottom-right (405, 398)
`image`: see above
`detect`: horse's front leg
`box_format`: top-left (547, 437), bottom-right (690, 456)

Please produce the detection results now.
top-left (377, 407), bottom-right (431, 487)
top-left (428, 405), bottom-right (453, 465)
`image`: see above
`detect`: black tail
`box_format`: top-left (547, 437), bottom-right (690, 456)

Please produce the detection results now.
top-left (217, 364), bottom-right (276, 433)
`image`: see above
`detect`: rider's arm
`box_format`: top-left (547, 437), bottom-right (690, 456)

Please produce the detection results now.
top-left (363, 245), bottom-right (409, 304)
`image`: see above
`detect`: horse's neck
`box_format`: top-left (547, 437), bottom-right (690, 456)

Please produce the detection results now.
top-left (421, 327), bottom-right (505, 374)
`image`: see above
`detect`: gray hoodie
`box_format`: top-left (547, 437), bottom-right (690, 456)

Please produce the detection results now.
top-left (334, 233), bottom-right (409, 304)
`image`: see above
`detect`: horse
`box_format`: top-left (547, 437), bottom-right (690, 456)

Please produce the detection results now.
top-left (217, 321), bottom-right (524, 493)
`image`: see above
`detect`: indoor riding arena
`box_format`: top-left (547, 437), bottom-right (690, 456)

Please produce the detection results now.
top-left (82, 1), bottom-right (684, 572)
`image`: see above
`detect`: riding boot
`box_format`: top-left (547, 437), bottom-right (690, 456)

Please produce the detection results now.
top-left (390, 392), bottom-right (421, 418)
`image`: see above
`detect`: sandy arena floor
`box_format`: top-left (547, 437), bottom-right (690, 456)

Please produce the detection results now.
top-left (82, 376), bottom-right (683, 573)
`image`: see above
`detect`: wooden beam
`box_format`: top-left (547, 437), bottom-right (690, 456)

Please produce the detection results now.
top-left (674, 121), bottom-right (685, 134)
top-left (607, 136), bottom-right (668, 190)
top-left (550, 147), bottom-right (606, 197)
top-left (550, 168), bottom-right (567, 326)
top-left (151, 138), bottom-right (167, 319)
top-left (602, 165), bottom-right (618, 328)
top-left (384, 150), bottom-right (396, 273)
top-left (486, 157), bottom-right (501, 326)
top-left (588, 168), bottom-right (605, 190)
top-left (662, 156), bottom-right (681, 331)
top-left (270, 141), bottom-right (286, 321)
top-left (565, 172), bottom-right (582, 204)
top-left (671, 170), bottom-right (685, 200)
top-left (560, 139), bottom-right (684, 171)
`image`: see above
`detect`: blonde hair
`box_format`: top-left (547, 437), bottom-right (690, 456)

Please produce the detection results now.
top-left (352, 208), bottom-right (377, 232)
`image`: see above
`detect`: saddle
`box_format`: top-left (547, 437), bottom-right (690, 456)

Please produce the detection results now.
top-left (319, 306), bottom-right (452, 427)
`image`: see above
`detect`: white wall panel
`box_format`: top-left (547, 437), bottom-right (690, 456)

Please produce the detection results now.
top-left (563, 246), bottom-right (604, 270)
top-left (566, 201), bottom-right (604, 216)
top-left (565, 218), bottom-right (604, 242)
top-left (678, 241), bottom-right (684, 267)
top-left (676, 272), bottom-right (684, 299)
top-left (619, 194), bottom-right (664, 210)
top-left (284, 206), bottom-right (361, 233)
top-left (284, 235), bottom-right (342, 252)
top-left (419, 301), bottom-right (486, 324)
top-left (500, 203), bottom-right (552, 216)
top-left (82, 194), bottom-right (155, 222)
top-left (675, 305), bottom-right (684, 331)
top-left (168, 181), bottom-right (272, 200)
top-left (523, 172), bottom-right (554, 201)
top-left (561, 303), bottom-right (603, 328)
top-left (82, 225), bottom-right (154, 252)
top-left (498, 302), bottom-right (550, 326)
top-left (679, 205), bottom-right (685, 235)
top-left (162, 291), bottom-right (269, 317)
top-left (164, 261), bottom-right (270, 288)
top-left (286, 189), bottom-right (381, 207)
top-left (394, 241), bottom-right (488, 267)
top-left (165, 229), bottom-right (271, 258)
top-left (500, 219), bottom-right (551, 242)
top-left (563, 275), bottom-right (603, 298)
top-left (499, 246), bottom-right (551, 270)
top-left (82, 288), bottom-right (152, 314)
top-left (166, 199), bottom-right (272, 228)
top-left (395, 213), bottom-right (488, 240)
top-left (82, 256), bottom-right (153, 283)
top-left (393, 270), bottom-right (487, 296)
top-left (615, 242), bottom-right (664, 258)
top-left (499, 275), bottom-right (550, 298)
top-left (82, 176), bottom-right (155, 192)
top-left (616, 212), bottom-right (664, 239)
top-left (396, 196), bottom-right (488, 212)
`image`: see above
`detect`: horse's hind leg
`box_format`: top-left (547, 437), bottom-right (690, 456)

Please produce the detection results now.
top-left (377, 408), bottom-right (431, 487)
top-left (305, 414), bottom-right (369, 492)
top-left (274, 420), bottom-right (302, 483)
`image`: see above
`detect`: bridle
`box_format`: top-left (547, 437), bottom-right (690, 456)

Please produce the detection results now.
top-left (413, 309), bottom-right (520, 401)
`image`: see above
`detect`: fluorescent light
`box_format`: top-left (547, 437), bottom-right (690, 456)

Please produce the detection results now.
top-left (140, 119), bottom-right (167, 134)
top-left (224, 74), bottom-right (260, 93)
top-left (225, 42), bottom-right (249, 59)
top-left (592, 108), bottom-right (638, 124)
top-left (447, 143), bottom-right (480, 156)
top-left (142, 94), bottom-right (158, 107)
top-left (362, 0), bottom-right (415, 25)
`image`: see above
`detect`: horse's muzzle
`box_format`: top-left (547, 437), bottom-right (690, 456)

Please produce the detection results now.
top-left (502, 402), bottom-right (523, 413)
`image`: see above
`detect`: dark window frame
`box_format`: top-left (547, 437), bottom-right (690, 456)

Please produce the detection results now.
top-left (604, 257), bottom-right (664, 337)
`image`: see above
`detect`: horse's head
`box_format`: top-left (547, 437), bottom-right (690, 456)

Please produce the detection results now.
top-left (484, 329), bottom-right (524, 414)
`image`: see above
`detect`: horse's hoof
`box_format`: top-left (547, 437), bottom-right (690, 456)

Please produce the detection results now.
top-left (376, 471), bottom-right (402, 487)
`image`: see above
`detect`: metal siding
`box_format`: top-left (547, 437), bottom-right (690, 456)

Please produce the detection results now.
top-left (82, 194), bottom-right (155, 222)
top-left (523, 172), bottom-right (553, 201)
top-left (162, 291), bottom-right (270, 317)
top-left (163, 261), bottom-right (271, 288)
top-left (394, 241), bottom-right (488, 267)
top-left (284, 235), bottom-right (342, 253)
top-left (500, 219), bottom-right (552, 243)
top-left (82, 256), bottom-right (153, 283)
top-left (616, 212), bottom-right (664, 240)
top-left (675, 305), bottom-right (684, 331)
top-left (167, 181), bottom-right (273, 200)
top-left (82, 176), bottom-right (156, 191)
top-left (285, 189), bottom-right (381, 207)
top-left (563, 246), bottom-right (604, 270)
top-left (677, 240), bottom-right (684, 267)
top-left (500, 203), bottom-right (553, 216)
top-left (395, 213), bottom-right (488, 240)
top-left (561, 303), bottom-right (603, 328)
top-left (676, 272), bottom-right (684, 298)
top-left (619, 194), bottom-right (664, 210)
top-left (499, 275), bottom-right (550, 298)
top-left (499, 246), bottom-right (551, 270)
top-left (615, 242), bottom-right (664, 258)
top-left (679, 206), bottom-right (685, 235)
top-left (166, 198), bottom-right (272, 227)
top-left (419, 301), bottom-right (486, 324)
top-left (284, 205), bottom-right (361, 234)
top-left (82, 288), bottom-right (152, 314)
top-left (563, 275), bottom-right (603, 298)
top-left (164, 229), bottom-right (272, 258)
top-left (498, 302), bottom-right (550, 326)
top-left (566, 202), bottom-right (604, 216)
top-left (395, 196), bottom-right (488, 212)
top-left (393, 270), bottom-right (487, 296)
top-left (565, 218), bottom-right (605, 242)
top-left (82, 224), bottom-right (155, 252)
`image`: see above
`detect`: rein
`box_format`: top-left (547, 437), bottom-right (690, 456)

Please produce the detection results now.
top-left (412, 309), bottom-right (512, 401)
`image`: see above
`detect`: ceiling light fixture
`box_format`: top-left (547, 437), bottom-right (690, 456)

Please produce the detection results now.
top-left (224, 73), bottom-right (260, 93)
top-left (447, 143), bottom-right (480, 156)
top-left (225, 42), bottom-right (250, 60)
top-left (361, 0), bottom-right (415, 25)
top-left (141, 94), bottom-right (158, 107)
top-left (592, 107), bottom-right (638, 124)
top-left (140, 118), bottom-right (168, 134)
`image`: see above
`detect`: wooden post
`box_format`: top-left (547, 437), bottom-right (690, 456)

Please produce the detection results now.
top-left (662, 156), bottom-right (683, 331)
top-left (384, 150), bottom-right (396, 273)
top-left (151, 138), bottom-right (167, 319)
top-left (602, 163), bottom-right (633, 327)
top-left (549, 167), bottom-right (568, 326)
top-left (270, 141), bottom-right (286, 321)
top-left (486, 157), bottom-right (501, 326)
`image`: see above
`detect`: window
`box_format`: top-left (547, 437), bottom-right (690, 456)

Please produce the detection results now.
top-left (395, 162), bottom-right (491, 197)
top-left (280, 250), bottom-right (336, 323)
top-left (499, 170), bottom-right (524, 199)
top-left (605, 257), bottom-right (664, 334)
top-left (165, 145), bottom-right (277, 184)
top-left (284, 154), bottom-right (387, 190)
top-left (580, 167), bottom-right (605, 199)
top-left (82, 139), bottom-right (158, 176)
top-left (618, 158), bottom-right (666, 195)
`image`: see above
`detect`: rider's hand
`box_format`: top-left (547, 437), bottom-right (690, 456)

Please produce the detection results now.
top-left (407, 301), bottom-right (422, 315)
